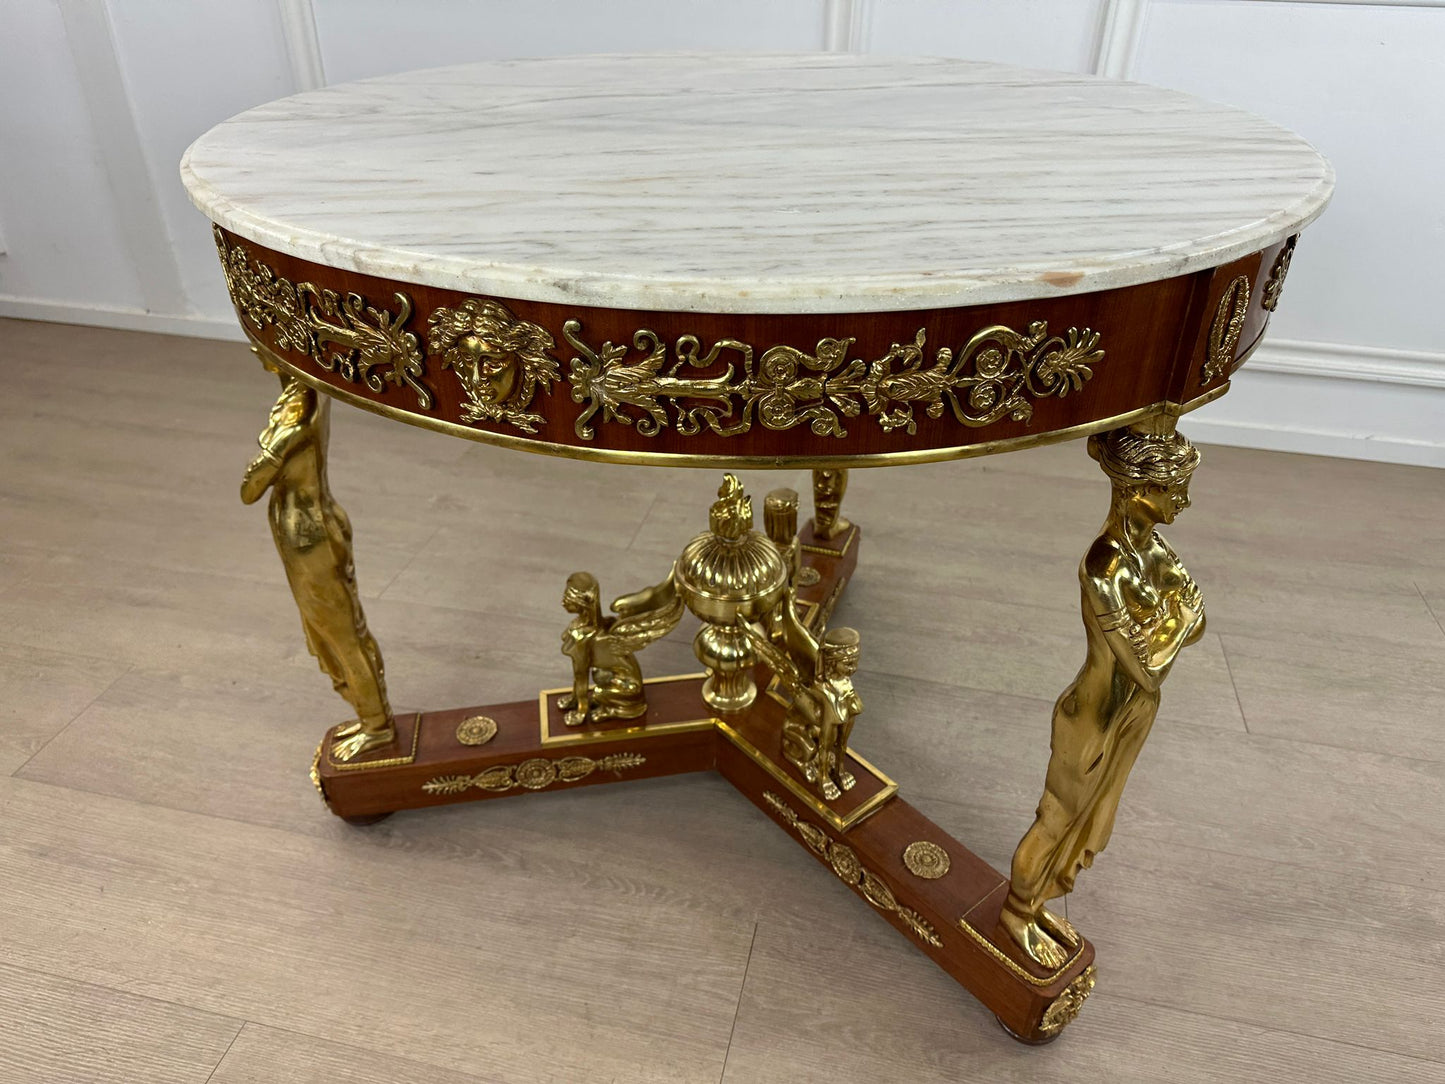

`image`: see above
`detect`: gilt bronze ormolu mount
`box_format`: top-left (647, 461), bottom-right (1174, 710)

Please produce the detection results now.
top-left (285, 437), bottom-right (1205, 1044)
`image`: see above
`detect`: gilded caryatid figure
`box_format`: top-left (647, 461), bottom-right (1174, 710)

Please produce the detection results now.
top-left (1001, 420), bottom-right (1206, 969)
top-left (811, 469), bottom-right (852, 541)
top-left (558, 571), bottom-right (684, 726)
top-left (241, 373), bottom-right (394, 761)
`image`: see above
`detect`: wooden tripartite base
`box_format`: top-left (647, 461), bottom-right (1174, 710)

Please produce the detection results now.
top-left (310, 522), bottom-right (1096, 1041)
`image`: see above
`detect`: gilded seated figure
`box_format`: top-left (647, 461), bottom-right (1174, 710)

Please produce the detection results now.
top-left (558, 571), bottom-right (684, 726)
top-left (1001, 423), bottom-right (1206, 970)
top-left (745, 618), bottom-right (864, 801)
top-left (241, 373), bottom-right (393, 761)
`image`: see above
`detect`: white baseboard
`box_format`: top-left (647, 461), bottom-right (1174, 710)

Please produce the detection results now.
top-left (2, 299), bottom-right (1440, 468)
top-left (1189, 339), bottom-right (1445, 468)
top-left (0, 295), bottom-right (244, 342)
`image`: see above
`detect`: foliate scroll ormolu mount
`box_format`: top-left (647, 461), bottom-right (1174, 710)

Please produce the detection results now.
top-left (1001, 419), bottom-right (1205, 971)
top-left (1200, 274), bottom-right (1252, 386)
top-left (216, 227), bottom-right (433, 410)
top-left (216, 229), bottom-right (561, 431)
top-left (216, 230), bottom-right (1106, 445)
top-left (1262, 234), bottom-right (1297, 312)
top-left (563, 319), bottom-right (1104, 440)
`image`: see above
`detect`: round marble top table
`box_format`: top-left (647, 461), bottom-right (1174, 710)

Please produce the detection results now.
top-left (184, 55), bottom-right (1333, 1043)
top-left (184, 53), bottom-right (1331, 468)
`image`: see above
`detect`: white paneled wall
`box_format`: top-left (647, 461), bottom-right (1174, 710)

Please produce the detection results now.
top-left (314, 0), bottom-right (831, 83)
top-left (0, 0), bottom-right (1440, 465)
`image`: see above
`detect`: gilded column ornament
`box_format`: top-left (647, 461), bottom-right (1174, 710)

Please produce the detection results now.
top-left (811, 469), bottom-right (852, 540)
top-left (215, 228), bottom-right (433, 409)
top-left (1001, 420), bottom-right (1205, 969)
top-left (558, 571), bottom-right (684, 725)
top-left (426, 299), bottom-right (560, 432)
top-left (674, 476), bottom-right (789, 712)
top-left (563, 319), bottom-right (1103, 440)
top-left (764, 792), bottom-right (942, 947)
top-left (1201, 274), bottom-right (1252, 385)
top-left (241, 372), bottom-right (394, 761)
top-left (763, 487), bottom-right (818, 588)
top-left (1262, 236), bottom-right (1296, 312)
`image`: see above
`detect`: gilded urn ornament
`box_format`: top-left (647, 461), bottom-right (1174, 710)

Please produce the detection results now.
top-left (674, 475), bottom-right (789, 712)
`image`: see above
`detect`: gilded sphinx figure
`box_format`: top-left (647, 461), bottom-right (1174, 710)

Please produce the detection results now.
top-left (241, 372), bottom-right (394, 761)
top-left (1001, 421), bottom-right (1205, 969)
top-left (558, 571), bottom-right (684, 726)
top-left (745, 618), bottom-right (864, 801)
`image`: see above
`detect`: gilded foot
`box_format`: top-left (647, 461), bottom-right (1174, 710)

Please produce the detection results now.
top-left (330, 719), bottom-right (397, 762)
top-left (1038, 907), bottom-right (1081, 949)
top-left (836, 768), bottom-right (857, 792)
top-left (557, 694), bottom-right (647, 728)
top-left (999, 905), bottom-right (1071, 971)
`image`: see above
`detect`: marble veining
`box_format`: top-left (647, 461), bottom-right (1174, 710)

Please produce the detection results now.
top-left (181, 54), bottom-right (1333, 314)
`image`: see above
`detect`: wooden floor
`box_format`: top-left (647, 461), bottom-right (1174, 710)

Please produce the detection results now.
top-left (1, 315), bottom-right (1442, 1083)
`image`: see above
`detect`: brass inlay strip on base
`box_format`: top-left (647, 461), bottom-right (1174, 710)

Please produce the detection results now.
top-left (326, 712), bottom-right (422, 771)
top-left (538, 673), bottom-right (714, 746)
top-left (717, 719), bottom-right (896, 832)
top-left (956, 883), bottom-right (1085, 988)
top-left (800, 525), bottom-right (857, 558)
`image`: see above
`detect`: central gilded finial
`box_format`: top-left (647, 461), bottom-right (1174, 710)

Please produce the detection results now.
top-left (675, 474), bottom-right (789, 712)
top-left (709, 474), bottom-right (751, 540)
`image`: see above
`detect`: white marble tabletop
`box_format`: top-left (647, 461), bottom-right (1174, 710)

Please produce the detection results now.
top-left (182, 54), bottom-right (1332, 314)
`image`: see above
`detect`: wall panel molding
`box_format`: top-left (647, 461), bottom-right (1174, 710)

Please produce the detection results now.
top-left (1184, 339), bottom-right (1445, 468)
top-left (1248, 0), bottom-right (1445, 7)
top-left (1093, 0), bottom-right (1150, 77)
top-left (823, 0), bottom-right (870, 51)
top-left (58, 0), bottom-right (188, 316)
top-left (1248, 338), bottom-right (1445, 390)
top-left (0, 295), bottom-right (243, 341)
top-left (276, 0), bottom-right (326, 90)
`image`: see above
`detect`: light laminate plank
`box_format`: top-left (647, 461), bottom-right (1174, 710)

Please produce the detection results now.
top-left (1222, 630), bottom-right (1445, 761)
top-left (860, 671), bottom-right (1445, 892)
top-left (207, 1024), bottom-right (497, 1084)
top-left (0, 776), bottom-right (753, 1084)
top-left (0, 641), bottom-right (128, 775)
top-left (0, 962), bottom-right (241, 1084)
top-left (719, 911), bottom-right (1445, 1084)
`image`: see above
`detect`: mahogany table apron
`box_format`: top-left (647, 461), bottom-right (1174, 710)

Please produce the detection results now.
top-left (182, 53), bottom-right (1332, 1044)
